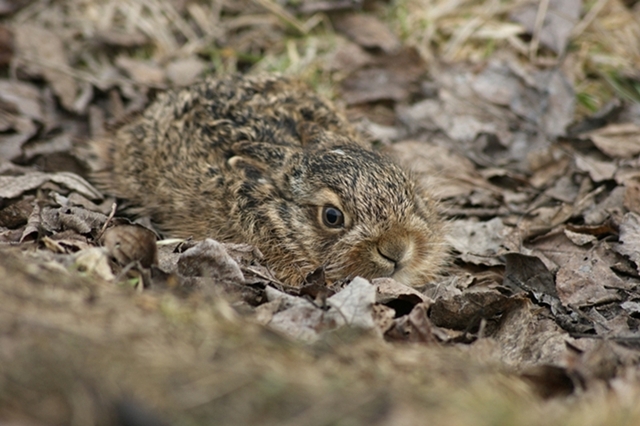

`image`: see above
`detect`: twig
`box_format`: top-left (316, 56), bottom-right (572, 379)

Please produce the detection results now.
top-left (253, 0), bottom-right (308, 35)
top-left (96, 202), bottom-right (117, 242)
top-left (530, 0), bottom-right (550, 61)
top-left (571, 0), bottom-right (609, 39)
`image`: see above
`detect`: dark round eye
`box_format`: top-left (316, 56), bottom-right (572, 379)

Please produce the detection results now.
top-left (321, 206), bottom-right (344, 228)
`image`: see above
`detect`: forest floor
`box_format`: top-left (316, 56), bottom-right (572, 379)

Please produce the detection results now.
top-left (2, 0), bottom-right (640, 425)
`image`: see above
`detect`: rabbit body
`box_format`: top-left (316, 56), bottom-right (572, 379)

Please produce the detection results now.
top-left (92, 74), bottom-right (447, 286)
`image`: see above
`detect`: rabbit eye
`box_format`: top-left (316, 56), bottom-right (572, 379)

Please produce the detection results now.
top-left (321, 206), bottom-right (344, 228)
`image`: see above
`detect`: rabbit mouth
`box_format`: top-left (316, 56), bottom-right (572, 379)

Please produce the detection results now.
top-left (376, 247), bottom-right (402, 275)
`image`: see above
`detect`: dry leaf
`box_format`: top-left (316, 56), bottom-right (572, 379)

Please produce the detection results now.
top-left (115, 56), bottom-right (165, 86)
top-left (325, 40), bottom-right (374, 73)
top-left (510, 0), bottom-right (582, 55)
top-left (0, 197), bottom-right (33, 228)
top-left (0, 171), bottom-right (103, 200)
top-left (102, 224), bottom-right (158, 268)
top-left (265, 277), bottom-right (377, 342)
top-left (72, 247), bottom-right (115, 281)
top-left (340, 47), bottom-right (425, 104)
top-left (0, 80), bottom-right (42, 121)
top-left (616, 212), bottom-right (640, 273)
top-left (385, 303), bottom-right (437, 343)
top-left (489, 299), bottom-right (578, 368)
top-left (588, 123), bottom-right (640, 158)
top-left (447, 218), bottom-right (508, 266)
top-left (165, 57), bottom-right (206, 86)
top-left (555, 249), bottom-right (622, 307)
top-left (13, 24), bottom-right (77, 111)
top-left (333, 13), bottom-right (401, 53)
top-left (177, 238), bottom-right (244, 284)
top-left (429, 289), bottom-right (515, 331)
top-left (575, 154), bottom-right (617, 182)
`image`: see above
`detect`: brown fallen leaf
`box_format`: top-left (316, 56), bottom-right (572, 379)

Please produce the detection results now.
top-left (0, 25), bottom-right (11, 66)
top-left (510, 0), bottom-right (582, 55)
top-left (101, 224), bottom-right (158, 268)
top-left (447, 218), bottom-right (508, 266)
top-left (555, 247), bottom-right (622, 307)
top-left (265, 277), bottom-right (377, 342)
top-left (115, 56), bottom-right (166, 86)
top-left (0, 115), bottom-right (37, 161)
top-left (385, 303), bottom-right (437, 344)
top-left (623, 178), bottom-right (640, 214)
top-left (21, 205), bottom-right (108, 242)
top-left (13, 24), bottom-right (77, 111)
top-left (0, 171), bottom-right (103, 200)
top-left (72, 246), bottom-right (115, 281)
top-left (340, 47), bottom-right (425, 105)
top-left (325, 40), bottom-right (374, 73)
top-left (574, 154), bottom-right (617, 182)
top-left (520, 364), bottom-right (578, 398)
top-left (333, 13), bottom-right (401, 53)
top-left (429, 289), bottom-right (516, 331)
top-left (488, 298), bottom-right (580, 368)
top-left (387, 140), bottom-right (498, 201)
top-left (165, 57), bottom-right (206, 86)
top-left (42, 231), bottom-right (90, 254)
top-left (587, 123), bottom-right (640, 158)
top-left (177, 238), bottom-right (244, 284)
top-left (0, 79), bottom-right (42, 121)
top-left (615, 212), bottom-right (640, 274)
top-left (372, 277), bottom-right (432, 306)
top-left (0, 196), bottom-right (33, 228)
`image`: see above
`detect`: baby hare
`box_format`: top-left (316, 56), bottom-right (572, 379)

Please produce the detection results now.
top-left (91, 74), bottom-right (447, 286)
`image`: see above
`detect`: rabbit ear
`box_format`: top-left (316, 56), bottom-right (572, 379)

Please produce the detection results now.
top-left (231, 141), bottom-right (291, 168)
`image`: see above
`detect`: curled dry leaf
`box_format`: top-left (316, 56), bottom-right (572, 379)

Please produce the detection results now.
top-left (177, 238), bottom-right (244, 284)
top-left (372, 277), bottom-right (432, 305)
top-left (42, 231), bottom-right (90, 254)
top-left (265, 277), bottom-right (377, 342)
top-left (0, 196), bottom-right (33, 228)
top-left (430, 289), bottom-right (517, 331)
top-left (0, 171), bottom-right (103, 201)
top-left (385, 303), bottom-right (437, 344)
top-left (21, 205), bottom-right (108, 242)
top-left (326, 277), bottom-right (376, 330)
top-left (101, 224), bottom-right (158, 268)
top-left (520, 364), bottom-right (577, 398)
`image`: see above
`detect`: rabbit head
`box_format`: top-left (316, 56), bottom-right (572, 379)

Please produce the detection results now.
top-left (228, 126), bottom-right (447, 287)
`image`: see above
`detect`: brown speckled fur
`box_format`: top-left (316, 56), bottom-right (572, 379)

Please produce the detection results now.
top-left (91, 74), bottom-right (447, 286)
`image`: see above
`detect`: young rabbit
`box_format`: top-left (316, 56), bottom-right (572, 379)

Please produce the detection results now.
top-left (91, 74), bottom-right (447, 286)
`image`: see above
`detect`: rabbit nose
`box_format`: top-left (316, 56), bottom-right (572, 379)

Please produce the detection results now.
top-left (377, 238), bottom-right (409, 270)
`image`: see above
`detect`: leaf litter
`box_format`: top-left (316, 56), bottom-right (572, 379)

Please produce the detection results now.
top-left (2, 0), bottom-right (640, 424)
